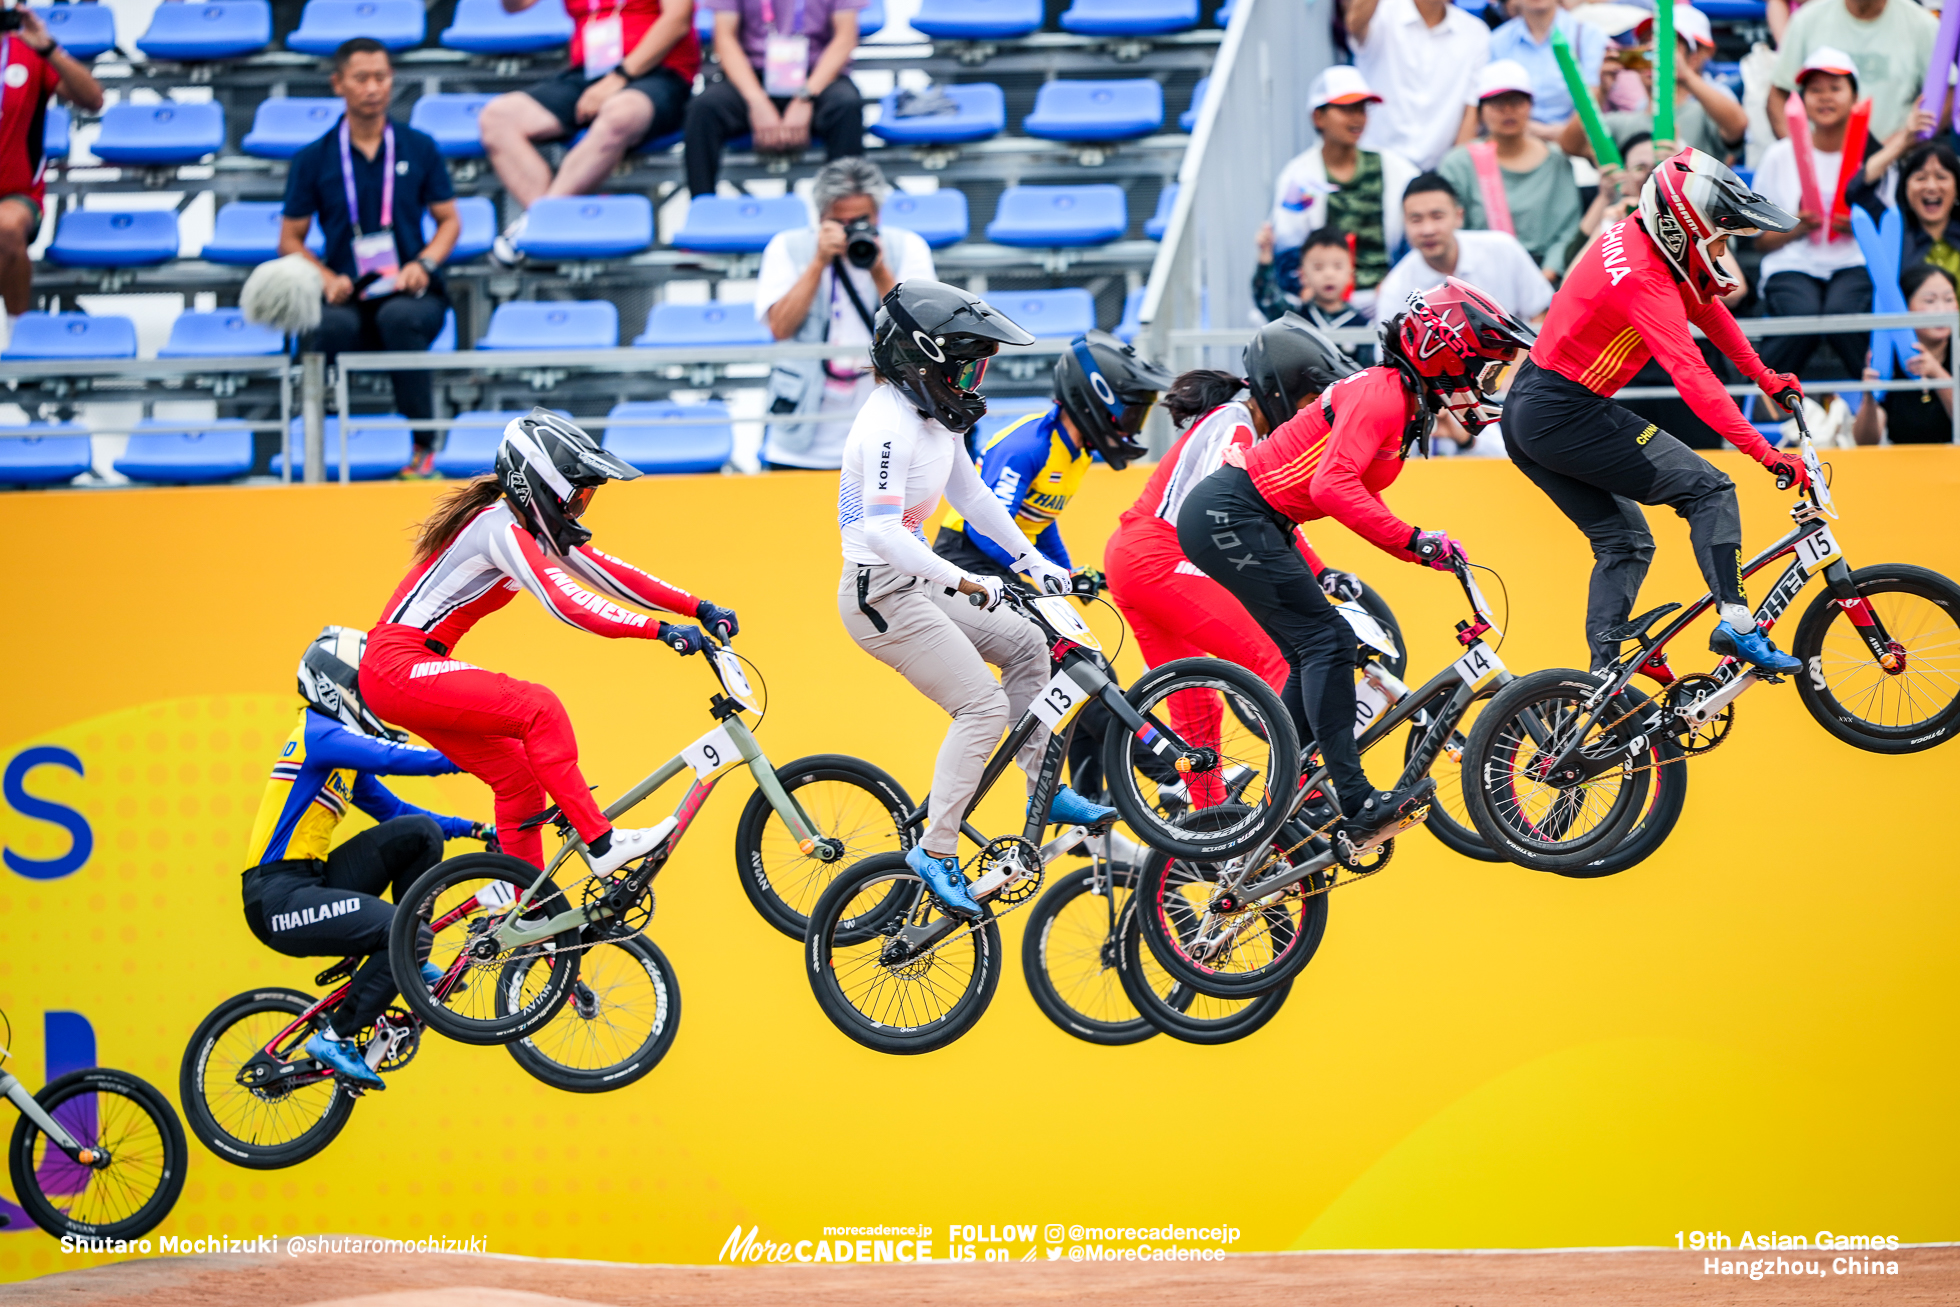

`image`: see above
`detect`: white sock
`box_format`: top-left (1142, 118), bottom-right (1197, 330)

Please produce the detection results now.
top-left (1718, 603), bottom-right (1754, 630)
top-left (315, 1026), bottom-right (342, 1043)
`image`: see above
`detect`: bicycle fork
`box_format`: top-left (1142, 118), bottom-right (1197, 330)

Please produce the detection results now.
top-left (1, 1071), bottom-right (89, 1160)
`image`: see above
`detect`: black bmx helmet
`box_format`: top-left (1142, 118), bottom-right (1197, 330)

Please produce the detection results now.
top-left (298, 625), bottom-right (403, 741)
top-left (1243, 312), bottom-right (1362, 431)
top-left (494, 406), bottom-right (641, 555)
top-left (1051, 330), bottom-right (1175, 470)
top-left (872, 280), bottom-right (1037, 434)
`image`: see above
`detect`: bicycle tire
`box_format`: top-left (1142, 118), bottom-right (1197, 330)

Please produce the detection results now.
top-left (179, 987), bottom-right (355, 1171)
top-left (805, 852), bottom-right (1002, 1056)
top-left (10, 1067), bottom-right (187, 1239)
top-left (1461, 670), bottom-right (1652, 871)
top-left (1136, 819), bottom-right (1329, 1000)
top-left (733, 753), bottom-right (915, 940)
top-left (1548, 725), bottom-right (1691, 879)
top-left (388, 852), bottom-right (581, 1046)
top-left (504, 934), bottom-right (681, 1093)
top-left (1020, 863), bottom-right (1155, 1047)
top-left (1102, 657), bottom-right (1301, 861)
top-left (1115, 899), bottom-right (1294, 1045)
top-left (1403, 686), bottom-right (1501, 863)
top-left (1792, 563), bottom-right (1960, 754)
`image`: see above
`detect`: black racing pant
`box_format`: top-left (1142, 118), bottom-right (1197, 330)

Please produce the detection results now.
top-left (1503, 358), bottom-right (1746, 669)
top-left (1176, 467), bottom-right (1371, 813)
top-left (1760, 267), bottom-right (1873, 383)
top-left (241, 816), bottom-right (445, 1038)
top-left (315, 292), bottom-right (452, 452)
top-left (683, 72), bottom-right (864, 197)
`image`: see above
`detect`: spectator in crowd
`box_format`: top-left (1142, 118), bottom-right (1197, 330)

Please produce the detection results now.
top-left (1374, 173), bottom-right (1553, 323)
top-left (1487, 0), bottom-right (1606, 139)
top-left (281, 39), bottom-right (461, 478)
top-left (1253, 227), bottom-right (1376, 361)
top-left (478, 0), bottom-right (699, 265)
top-left (1897, 142), bottom-right (1960, 280)
top-left (1854, 264), bottom-right (1958, 444)
top-left (1571, 132), bottom-right (1657, 262)
top-left (1344, 0), bottom-right (1489, 170)
top-left (1753, 50), bottom-right (1923, 385)
top-left (685, 0), bottom-right (865, 198)
top-left (0, 7), bottom-right (101, 335)
top-left (1771, 0), bottom-right (1938, 142)
top-left (752, 158), bottom-right (932, 470)
top-left (1437, 60), bottom-right (1584, 281)
top-left (1561, 7), bottom-right (1745, 165)
top-left (1266, 66), bottom-right (1419, 317)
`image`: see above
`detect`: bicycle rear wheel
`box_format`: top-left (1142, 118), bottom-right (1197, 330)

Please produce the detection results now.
top-left (1102, 658), bottom-right (1300, 862)
top-left (1021, 862), bottom-right (1155, 1046)
top-left (734, 754), bottom-right (914, 940)
top-left (805, 852), bottom-right (1002, 1055)
top-left (1115, 900), bottom-right (1293, 1045)
top-left (1793, 564), bottom-right (1960, 754)
top-left (504, 934), bottom-right (680, 1093)
top-left (388, 852), bottom-right (581, 1046)
top-left (1136, 817), bottom-right (1328, 1000)
top-left (180, 987), bottom-right (354, 1171)
top-left (9, 1068), bottom-right (187, 1239)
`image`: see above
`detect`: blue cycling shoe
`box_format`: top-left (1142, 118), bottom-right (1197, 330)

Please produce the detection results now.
top-left (304, 1030), bottom-right (385, 1090)
top-left (1709, 620), bottom-right (1803, 675)
top-left (905, 845), bottom-right (983, 920)
top-left (420, 961), bottom-right (444, 989)
top-left (1039, 785), bottom-right (1118, 829)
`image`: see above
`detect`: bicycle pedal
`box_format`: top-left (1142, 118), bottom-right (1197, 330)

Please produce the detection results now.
top-left (1759, 673), bottom-right (1786, 685)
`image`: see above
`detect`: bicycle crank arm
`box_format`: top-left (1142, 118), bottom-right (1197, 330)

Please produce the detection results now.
top-left (2, 1074), bottom-right (87, 1155)
top-left (491, 903), bottom-right (600, 949)
top-left (1679, 672), bottom-right (1760, 726)
top-left (1038, 825), bottom-right (1093, 866)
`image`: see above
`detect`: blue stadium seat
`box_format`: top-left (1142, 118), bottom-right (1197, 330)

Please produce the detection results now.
top-left (1214, 0), bottom-right (1233, 25)
top-left (883, 189), bottom-right (969, 248)
top-left (858, 0), bottom-right (884, 37)
top-left (1732, 167), bottom-right (1754, 189)
top-left (515, 194), bottom-right (653, 259)
top-left (1023, 79), bottom-right (1164, 142)
top-left (432, 410), bottom-right (568, 477)
top-left (288, 0), bottom-right (426, 53)
top-left (634, 301), bottom-right (773, 347)
top-left (911, 0), bottom-right (1042, 40)
top-left (423, 195), bottom-right (498, 261)
top-left (410, 93), bottom-right (497, 159)
top-left (91, 101), bottom-right (227, 166)
top-left (1704, 60), bottom-right (1743, 96)
top-left (114, 420), bottom-right (255, 483)
top-left (986, 185), bottom-right (1128, 247)
top-left (1114, 285), bottom-right (1144, 343)
top-left (993, 289), bottom-right (1095, 338)
top-left (158, 309), bottom-right (284, 358)
top-left (30, 6), bottom-right (116, 58)
top-left (871, 82), bottom-right (1005, 145)
top-left (441, 0), bottom-right (572, 52)
top-left (603, 401), bottom-right (733, 474)
top-left (694, 3), bottom-right (714, 41)
top-left (204, 201), bottom-right (328, 264)
top-left (0, 425), bottom-right (92, 486)
top-left (970, 396), bottom-right (1050, 451)
top-left (3, 312), bottom-right (137, 360)
top-left (44, 104), bottom-right (69, 159)
top-left (672, 193), bottom-right (807, 253)
top-left (1144, 183), bottom-right (1177, 240)
top-left (1060, 0), bottom-right (1196, 35)
top-left (47, 211), bottom-right (180, 267)
top-left (1694, 0), bottom-right (1766, 20)
top-left (241, 98), bottom-right (344, 158)
top-left (137, 1), bottom-right (273, 60)
top-left (432, 307), bottom-right (458, 351)
top-left (479, 300), bottom-right (619, 350)
top-left (275, 415), bottom-right (414, 480)
top-left (1179, 76), bottom-right (1207, 131)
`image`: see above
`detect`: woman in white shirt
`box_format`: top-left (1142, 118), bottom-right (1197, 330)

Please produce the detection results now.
top-left (838, 280), bottom-right (1116, 919)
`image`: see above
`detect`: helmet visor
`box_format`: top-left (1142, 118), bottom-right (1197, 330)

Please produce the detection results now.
top-left (1113, 396), bottom-right (1156, 437)
top-left (566, 485), bottom-right (598, 520)
top-left (945, 356), bottom-right (988, 392)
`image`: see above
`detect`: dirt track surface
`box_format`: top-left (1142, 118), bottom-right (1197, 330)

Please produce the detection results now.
top-left (5, 1246), bottom-right (1954, 1306)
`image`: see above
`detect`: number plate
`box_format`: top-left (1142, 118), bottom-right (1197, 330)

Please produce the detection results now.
top-left (682, 723), bottom-right (737, 779)
top-left (1031, 594), bottom-right (1102, 652)
top-left (1353, 678), bottom-right (1390, 737)
top-left (713, 648), bottom-right (758, 711)
top-left (1452, 642), bottom-right (1503, 689)
top-left (1793, 526), bottom-right (1841, 575)
top-left (1029, 667), bottom-right (1092, 730)
top-left (1336, 601), bottom-right (1400, 660)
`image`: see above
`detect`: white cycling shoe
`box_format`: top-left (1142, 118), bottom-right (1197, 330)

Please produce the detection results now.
top-left (586, 819), bottom-right (675, 877)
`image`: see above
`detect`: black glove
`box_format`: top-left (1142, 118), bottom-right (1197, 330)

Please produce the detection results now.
top-left (1317, 568), bottom-right (1365, 603)
top-left (696, 600), bottom-right (739, 642)
top-left (1070, 569), bottom-right (1105, 599)
top-left (468, 821), bottom-right (499, 852)
top-left (658, 622), bottom-right (710, 656)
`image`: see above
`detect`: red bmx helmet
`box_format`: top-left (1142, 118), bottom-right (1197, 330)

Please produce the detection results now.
top-left (1384, 277), bottom-right (1535, 435)
top-left (1640, 146), bottom-right (1796, 304)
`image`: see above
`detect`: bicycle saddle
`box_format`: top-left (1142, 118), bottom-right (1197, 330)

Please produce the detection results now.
top-left (1600, 603), bottom-right (1683, 650)
top-left (314, 957), bottom-right (358, 987)
top-left (515, 804), bottom-right (563, 831)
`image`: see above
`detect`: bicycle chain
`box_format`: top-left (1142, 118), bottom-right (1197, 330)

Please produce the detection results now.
top-left (454, 867), bottom-right (658, 982)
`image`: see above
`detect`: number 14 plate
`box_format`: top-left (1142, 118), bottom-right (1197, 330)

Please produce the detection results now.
top-left (1452, 642), bottom-right (1504, 689)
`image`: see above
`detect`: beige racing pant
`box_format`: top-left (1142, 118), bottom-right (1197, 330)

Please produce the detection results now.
top-left (839, 562), bottom-right (1052, 854)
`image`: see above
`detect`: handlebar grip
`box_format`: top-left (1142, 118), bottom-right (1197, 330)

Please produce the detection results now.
top-left (968, 591), bottom-right (986, 607)
top-left (1775, 466), bottom-right (1796, 491)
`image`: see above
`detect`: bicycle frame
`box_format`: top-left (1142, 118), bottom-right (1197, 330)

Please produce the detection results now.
top-left (1, 1071), bottom-right (88, 1157)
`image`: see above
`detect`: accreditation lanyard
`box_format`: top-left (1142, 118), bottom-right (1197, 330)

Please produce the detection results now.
top-left (338, 117), bottom-right (395, 239)
top-left (759, 0), bottom-right (809, 96)
top-left (758, 0), bottom-right (806, 34)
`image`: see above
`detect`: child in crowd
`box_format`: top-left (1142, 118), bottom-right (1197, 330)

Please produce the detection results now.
top-left (1253, 228), bottom-right (1375, 362)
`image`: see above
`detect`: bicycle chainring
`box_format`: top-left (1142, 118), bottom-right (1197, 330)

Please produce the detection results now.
top-left (1664, 673), bottom-right (1735, 756)
top-left (368, 1008), bottom-right (421, 1072)
top-left (970, 836), bottom-right (1044, 908)
top-left (579, 873), bottom-right (655, 938)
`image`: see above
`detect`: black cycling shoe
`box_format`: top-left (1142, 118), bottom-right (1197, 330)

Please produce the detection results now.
top-left (1332, 779), bottom-right (1437, 866)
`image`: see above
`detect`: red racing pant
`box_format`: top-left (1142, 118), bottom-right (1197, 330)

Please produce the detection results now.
top-left (361, 625), bottom-right (611, 868)
top-left (1105, 523), bottom-right (1289, 807)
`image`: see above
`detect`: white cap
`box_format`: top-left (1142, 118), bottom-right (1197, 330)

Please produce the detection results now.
top-left (1797, 45), bottom-right (1861, 85)
top-left (1638, 4), bottom-right (1714, 49)
top-left (1476, 60), bottom-right (1537, 102)
top-left (1308, 65), bottom-right (1382, 111)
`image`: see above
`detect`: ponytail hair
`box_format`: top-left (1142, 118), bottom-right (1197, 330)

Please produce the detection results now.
top-left (1163, 369), bottom-right (1247, 427)
top-left (413, 474), bottom-right (503, 562)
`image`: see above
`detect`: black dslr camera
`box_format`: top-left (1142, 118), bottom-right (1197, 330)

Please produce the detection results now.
top-left (0, 9), bottom-right (23, 31)
top-left (841, 217), bottom-right (880, 270)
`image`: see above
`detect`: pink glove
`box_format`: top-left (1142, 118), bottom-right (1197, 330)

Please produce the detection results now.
top-left (1408, 528), bottom-right (1466, 572)
top-left (1758, 370), bottom-right (1803, 413)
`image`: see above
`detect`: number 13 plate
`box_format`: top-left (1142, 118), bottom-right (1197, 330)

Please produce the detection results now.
top-left (1030, 667), bottom-right (1092, 730)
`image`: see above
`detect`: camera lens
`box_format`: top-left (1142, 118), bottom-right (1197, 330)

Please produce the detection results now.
top-left (843, 218), bottom-right (879, 270)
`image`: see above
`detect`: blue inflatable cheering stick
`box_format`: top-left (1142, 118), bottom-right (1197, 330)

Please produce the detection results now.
top-left (1850, 203), bottom-right (1913, 403)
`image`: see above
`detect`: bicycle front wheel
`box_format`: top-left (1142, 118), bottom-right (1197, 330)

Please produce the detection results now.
top-left (1793, 564), bottom-right (1960, 754)
top-left (389, 852), bottom-right (582, 1046)
top-left (1116, 900), bottom-right (1294, 1046)
top-left (1137, 818), bottom-right (1328, 1000)
top-left (733, 753), bottom-right (914, 940)
top-left (1102, 658), bottom-right (1301, 862)
top-left (805, 852), bottom-right (1002, 1056)
top-left (180, 987), bottom-right (354, 1171)
top-left (9, 1068), bottom-right (187, 1240)
top-left (504, 934), bottom-right (681, 1093)
top-left (1021, 862), bottom-right (1154, 1046)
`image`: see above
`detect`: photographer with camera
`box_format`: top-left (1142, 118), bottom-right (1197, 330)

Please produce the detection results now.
top-left (752, 158), bottom-right (933, 470)
top-left (0, 2), bottom-right (100, 338)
